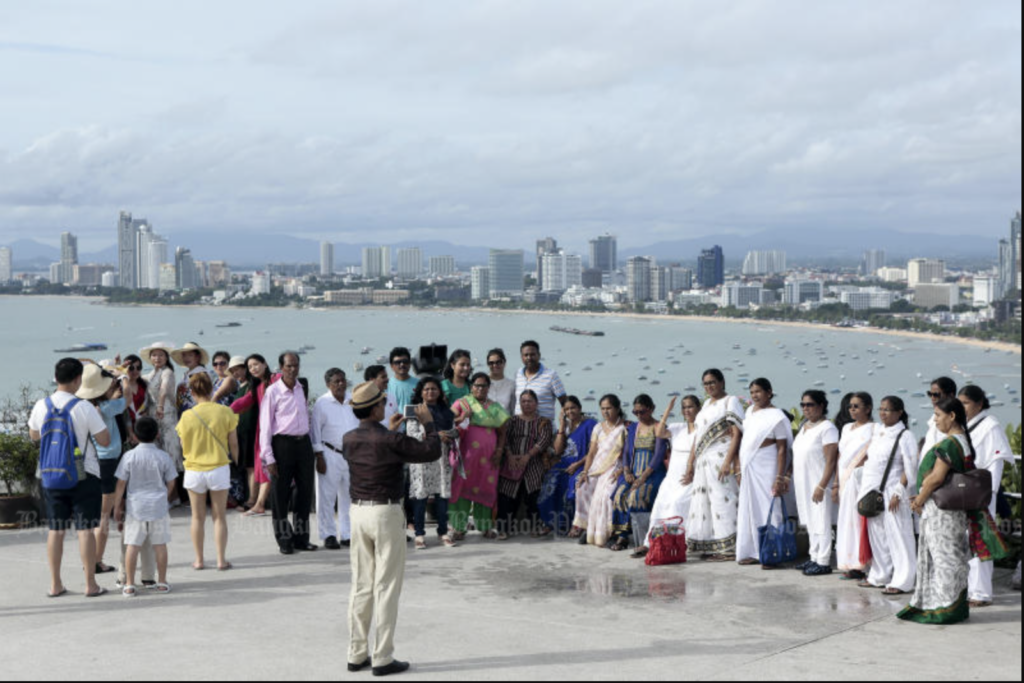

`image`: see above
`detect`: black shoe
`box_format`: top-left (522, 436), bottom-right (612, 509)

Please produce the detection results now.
top-left (794, 560), bottom-right (814, 572)
top-left (804, 563), bottom-right (834, 577)
top-left (279, 546), bottom-right (295, 556)
top-left (372, 661), bottom-right (410, 677)
top-left (294, 543), bottom-right (319, 552)
top-left (348, 660), bottom-right (371, 673)
top-left (341, 540), bottom-right (351, 548)
top-left (324, 537), bottom-right (341, 551)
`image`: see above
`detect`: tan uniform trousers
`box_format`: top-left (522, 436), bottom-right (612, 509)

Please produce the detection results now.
top-left (348, 503), bottom-right (407, 667)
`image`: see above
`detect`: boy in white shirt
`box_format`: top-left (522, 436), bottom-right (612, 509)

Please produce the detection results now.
top-left (113, 417), bottom-right (178, 597)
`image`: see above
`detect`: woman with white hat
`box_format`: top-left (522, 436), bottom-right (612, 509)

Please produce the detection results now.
top-left (78, 363), bottom-right (129, 575)
top-left (141, 343), bottom-right (184, 507)
top-left (171, 342), bottom-right (214, 415)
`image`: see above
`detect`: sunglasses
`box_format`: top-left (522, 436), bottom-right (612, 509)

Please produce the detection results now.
top-left (800, 403), bottom-right (820, 409)
top-left (488, 360), bottom-right (505, 366)
top-left (129, 364), bottom-right (143, 372)
top-left (392, 359), bottom-right (411, 366)
top-left (213, 361), bottom-right (228, 367)
top-left (926, 392), bottom-right (943, 399)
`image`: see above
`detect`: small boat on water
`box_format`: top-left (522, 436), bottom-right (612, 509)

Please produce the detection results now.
top-left (216, 322), bottom-right (243, 328)
top-left (54, 343), bottom-right (108, 353)
top-left (550, 325), bottom-right (605, 337)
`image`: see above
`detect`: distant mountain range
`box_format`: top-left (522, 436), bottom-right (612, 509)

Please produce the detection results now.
top-left (4, 226), bottom-right (1000, 272)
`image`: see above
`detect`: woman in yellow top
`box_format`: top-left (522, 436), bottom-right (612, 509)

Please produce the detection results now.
top-left (176, 373), bottom-right (239, 571)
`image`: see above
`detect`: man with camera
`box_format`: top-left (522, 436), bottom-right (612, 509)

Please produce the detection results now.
top-left (343, 382), bottom-right (442, 678)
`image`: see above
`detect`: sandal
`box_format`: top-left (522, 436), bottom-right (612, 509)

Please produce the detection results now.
top-left (483, 530), bottom-right (499, 541)
top-left (969, 600), bottom-right (992, 608)
top-left (630, 547), bottom-right (649, 560)
top-left (47, 587), bottom-right (68, 599)
top-left (415, 537), bottom-right (427, 551)
top-left (85, 587), bottom-right (109, 599)
top-left (217, 562), bottom-right (233, 572)
top-left (95, 563), bottom-right (116, 575)
top-left (738, 558), bottom-right (761, 566)
top-left (858, 581), bottom-right (882, 589)
top-left (882, 588), bottom-right (907, 596)
top-left (452, 531), bottom-right (467, 542)
top-left (567, 527), bottom-right (583, 539)
top-left (534, 526), bottom-right (553, 539)
top-left (705, 554), bottom-right (732, 563)
top-left (496, 532), bottom-right (509, 542)
top-left (153, 583), bottom-right (172, 594)
top-left (610, 539), bottom-right (630, 552)
top-left (441, 535), bottom-right (457, 548)
top-left (122, 585), bottom-right (138, 598)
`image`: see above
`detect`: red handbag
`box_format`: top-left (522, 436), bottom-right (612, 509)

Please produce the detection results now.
top-left (645, 517), bottom-right (687, 567)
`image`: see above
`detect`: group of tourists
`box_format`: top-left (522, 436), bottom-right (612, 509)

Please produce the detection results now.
top-left (29, 337), bottom-right (1018, 640)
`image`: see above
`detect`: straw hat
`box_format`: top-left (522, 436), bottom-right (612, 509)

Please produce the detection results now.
top-left (76, 363), bottom-right (117, 401)
top-left (98, 359), bottom-right (130, 378)
top-left (170, 342), bottom-right (210, 367)
top-left (139, 342), bottom-right (176, 367)
top-left (349, 382), bottom-right (387, 410)
top-left (228, 356), bottom-right (248, 371)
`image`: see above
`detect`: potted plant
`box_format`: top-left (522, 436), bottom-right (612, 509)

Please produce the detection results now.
top-left (0, 432), bottom-right (39, 528)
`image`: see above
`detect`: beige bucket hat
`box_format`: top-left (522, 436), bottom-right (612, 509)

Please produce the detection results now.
top-left (76, 363), bottom-right (117, 401)
top-left (139, 342), bottom-right (176, 367)
top-left (228, 355), bottom-right (248, 371)
top-left (349, 382), bottom-right (387, 410)
top-left (170, 342), bottom-right (210, 367)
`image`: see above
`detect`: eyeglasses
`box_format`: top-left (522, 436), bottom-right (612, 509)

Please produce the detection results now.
top-left (800, 403), bottom-right (819, 409)
top-left (392, 359), bottom-right (411, 366)
top-left (213, 361), bottom-right (228, 367)
top-left (488, 360), bottom-right (505, 367)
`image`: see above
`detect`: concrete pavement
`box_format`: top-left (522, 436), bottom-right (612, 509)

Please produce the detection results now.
top-left (0, 508), bottom-right (1019, 681)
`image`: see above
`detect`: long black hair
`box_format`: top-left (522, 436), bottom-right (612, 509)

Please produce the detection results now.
top-left (124, 354), bottom-right (148, 392)
top-left (246, 353), bottom-right (272, 402)
top-left (444, 349), bottom-right (472, 382)
top-left (935, 396), bottom-right (976, 461)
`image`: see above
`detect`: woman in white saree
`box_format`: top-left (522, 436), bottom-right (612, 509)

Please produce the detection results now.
top-left (834, 392), bottom-right (876, 581)
top-left (573, 395), bottom-right (629, 549)
top-left (685, 370), bottom-right (744, 562)
top-left (736, 378), bottom-right (793, 566)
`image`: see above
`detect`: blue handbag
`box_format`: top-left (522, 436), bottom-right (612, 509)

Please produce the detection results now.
top-left (758, 496), bottom-right (798, 567)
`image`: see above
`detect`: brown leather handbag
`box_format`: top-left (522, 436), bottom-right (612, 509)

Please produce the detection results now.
top-left (932, 469), bottom-right (993, 512)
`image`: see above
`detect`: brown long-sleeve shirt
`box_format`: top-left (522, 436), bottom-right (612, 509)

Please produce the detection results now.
top-left (343, 421), bottom-right (442, 502)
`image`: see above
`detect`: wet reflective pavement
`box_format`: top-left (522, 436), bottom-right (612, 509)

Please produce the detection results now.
top-left (1, 516), bottom-right (1020, 680)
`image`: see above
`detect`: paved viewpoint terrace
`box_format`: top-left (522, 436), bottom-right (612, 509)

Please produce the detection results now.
top-left (1, 509), bottom-right (1020, 681)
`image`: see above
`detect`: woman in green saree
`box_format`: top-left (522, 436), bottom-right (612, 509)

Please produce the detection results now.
top-left (898, 397), bottom-right (1008, 625)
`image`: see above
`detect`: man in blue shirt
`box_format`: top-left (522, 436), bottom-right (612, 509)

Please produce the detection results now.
top-left (515, 340), bottom-right (568, 424)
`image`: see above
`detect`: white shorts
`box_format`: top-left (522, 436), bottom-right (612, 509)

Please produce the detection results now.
top-left (184, 465), bottom-right (231, 495)
top-left (124, 515), bottom-right (172, 546)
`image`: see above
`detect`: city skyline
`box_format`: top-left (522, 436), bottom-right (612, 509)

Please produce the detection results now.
top-left (0, 2), bottom-right (1019, 249)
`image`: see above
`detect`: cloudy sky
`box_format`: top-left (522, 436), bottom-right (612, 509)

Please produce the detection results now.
top-left (0, 0), bottom-right (1020, 252)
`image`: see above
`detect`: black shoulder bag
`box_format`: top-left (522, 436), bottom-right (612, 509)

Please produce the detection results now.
top-left (857, 428), bottom-right (908, 519)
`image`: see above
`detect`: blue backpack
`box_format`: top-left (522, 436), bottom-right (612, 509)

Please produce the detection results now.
top-left (39, 397), bottom-right (82, 490)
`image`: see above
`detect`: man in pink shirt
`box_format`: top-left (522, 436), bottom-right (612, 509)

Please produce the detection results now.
top-left (259, 352), bottom-right (317, 555)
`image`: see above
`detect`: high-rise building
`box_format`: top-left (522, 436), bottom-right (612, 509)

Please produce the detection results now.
top-left (697, 246), bottom-right (725, 289)
top-left (73, 264), bottom-right (115, 287)
top-left (724, 282), bottom-right (764, 309)
top-left (207, 261), bottom-right (231, 287)
top-left (0, 247), bottom-right (11, 284)
top-left (973, 278), bottom-right (998, 308)
top-left (320, 242), bottom-right (334, 277)
top-left (1012, 211), bottom-right (1022, 292)
top-left (362, 247), bottom-right (383, 279)
top-left (581, 268), bottom-right (604, 289)
top-left (541, 252), bottom-right (583, 293)
top-left (381, 246), bottom-right (392, 278)
top-left (669, 267), bottom-right (693, 292)
top-left (589, 234), bottom-right (618, 274)
top-left (59, 232), bottom-right (78, 285)
top-left (536, 238), bottom-right (558, 285)
top-left (861, 250), bottom-right (886, 278)
top-left (429, 256), bottom-right (457, 276)
top-left (251, 271), bottom-right (272, 296)
top-left (915, 283), bottom-right (960, 310)
top-left (999, 239), bottom-right (1013, 298)
top-left (117, 211), bottom-right (138, 290)
top-left (397, 248), bottom-right (423, 279)
top-left (626, 256), bottom-right (653, 303)
top-left (101, 271), bottom-right (118, 288)
top-left (488, 250), bottom-right (525, 297)
top-left (908, 259), bottom-right (946, 289)
top-left (784, 279), bottom-right (824, 306)
top-left (139, 231), bottom-right (168, 290)
top-left (840, 288), bottom-right (897, 311)
top-left (175, 247), bottom-right (198, 290)
top-left (651, 266), bottom-right (670, 302)
top-left (741, 250), bottom-right (787, 276)
top-left (471, 266), bottom-right (491, 300)
top-left (158, 263), bottom-right (178, 292)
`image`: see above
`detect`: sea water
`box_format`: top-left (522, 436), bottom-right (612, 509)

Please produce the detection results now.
top-left (1, 296), bottom-right (1020, 430)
